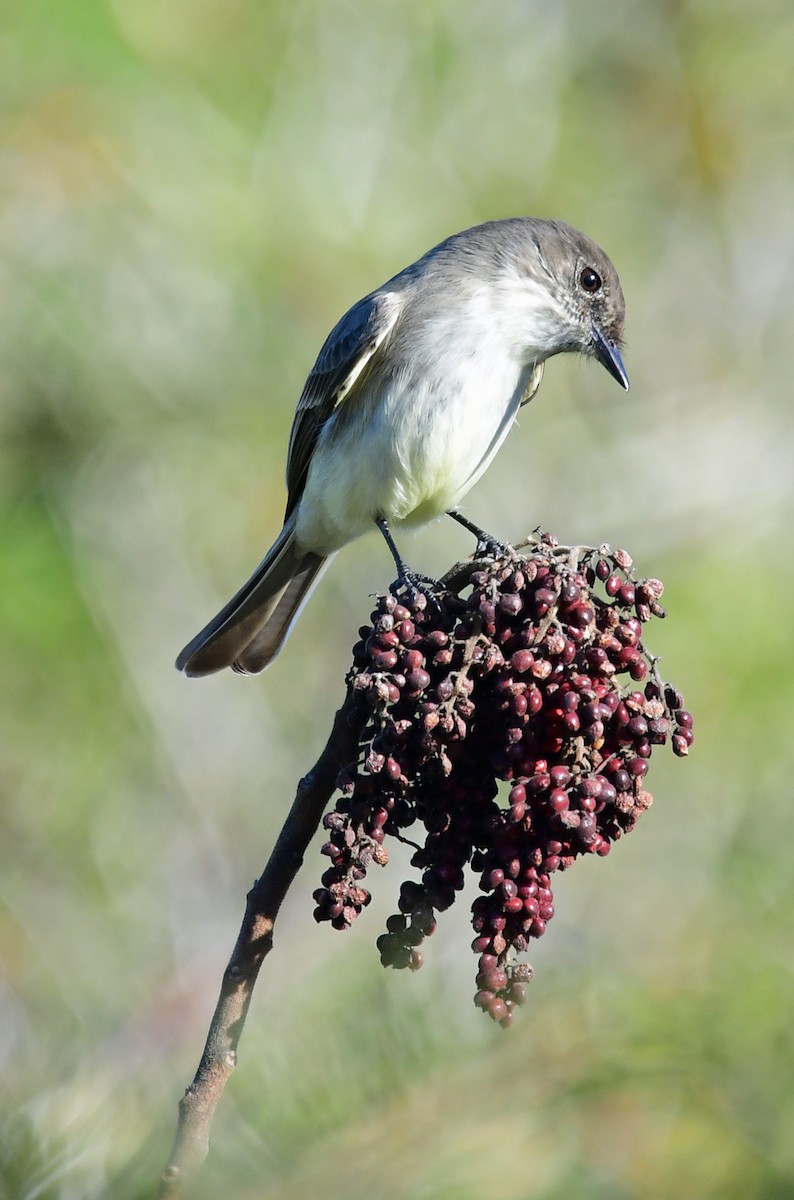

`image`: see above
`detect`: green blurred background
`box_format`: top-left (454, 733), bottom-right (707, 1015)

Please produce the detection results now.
top-left (2, 1), bottom-right (794, 1196)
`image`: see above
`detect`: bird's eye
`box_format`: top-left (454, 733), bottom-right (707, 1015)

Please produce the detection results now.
top-left (579, 267), bottom-right (602, 293)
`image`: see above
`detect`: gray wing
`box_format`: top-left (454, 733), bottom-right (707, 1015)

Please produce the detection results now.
top-left (284, 289), bottom-right (402, 518)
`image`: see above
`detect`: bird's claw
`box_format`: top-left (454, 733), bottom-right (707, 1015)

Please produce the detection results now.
top-left (391, 569), bottom-right (445, 617)
top-left (448, 510), bottom-right (507, 559)
top-left (474, 533), bottom-right (507, 559)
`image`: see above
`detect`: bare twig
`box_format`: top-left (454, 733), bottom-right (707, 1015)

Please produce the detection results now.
top-left (158, 685), bottom-right (365, 1198)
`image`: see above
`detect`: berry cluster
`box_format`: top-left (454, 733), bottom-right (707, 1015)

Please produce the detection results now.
top-left (313, 534), bottom-right (693, 1026)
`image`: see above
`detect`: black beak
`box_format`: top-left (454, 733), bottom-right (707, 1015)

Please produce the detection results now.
top-left (592, 325), bottom-right (629, 391)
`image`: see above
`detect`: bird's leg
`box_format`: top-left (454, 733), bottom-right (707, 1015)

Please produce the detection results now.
top-left (447, 509), bottom-right (507, 558)
top-left (375, 518), bottom-right (440, 593)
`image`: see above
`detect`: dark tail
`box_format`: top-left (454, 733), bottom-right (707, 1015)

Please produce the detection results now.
top-left (176, 520), bottom-right (328, 677)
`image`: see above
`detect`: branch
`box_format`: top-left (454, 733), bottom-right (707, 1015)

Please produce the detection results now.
top-left (158, 684), bottom-right (365, 1198)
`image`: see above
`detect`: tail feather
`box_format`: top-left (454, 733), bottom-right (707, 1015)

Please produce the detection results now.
top-left (233, 553), bottom-right (328, 674)
top-left (176, 521), bottom-right (327, 677)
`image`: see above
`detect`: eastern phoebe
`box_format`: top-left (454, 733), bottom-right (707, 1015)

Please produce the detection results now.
top-left (176, 217), bottom-right (628, 677)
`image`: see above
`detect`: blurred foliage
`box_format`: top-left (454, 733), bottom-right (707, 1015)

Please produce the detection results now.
top-left (1, 0), bottom-right (794, 1196)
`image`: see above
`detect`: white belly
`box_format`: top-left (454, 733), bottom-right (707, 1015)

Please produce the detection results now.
top-left (295, 353), bottom-right (534, 555)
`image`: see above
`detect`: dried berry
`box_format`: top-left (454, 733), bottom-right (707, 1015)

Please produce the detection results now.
top-left (313, 533), bottom-right (693, 1025)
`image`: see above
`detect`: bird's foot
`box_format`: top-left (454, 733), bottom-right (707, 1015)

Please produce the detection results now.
top-left (447, 510), bottom-right (508, 559)
top-left (399, 567), bottom-right (440, 591)
top-left (377, 517), bottom-right (443, 599)
top-left (474, 532), bottom-right (507, 559)
top-left (392, 566), bottom-right (442, 598)
top-left (392, 571), bottom-right (446, 621)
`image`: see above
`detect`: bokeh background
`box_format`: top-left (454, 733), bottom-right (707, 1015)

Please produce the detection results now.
top-left (2, 2), bottom-right (794, 1197)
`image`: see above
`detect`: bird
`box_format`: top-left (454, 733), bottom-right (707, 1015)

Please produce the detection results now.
top-left (176, 217), bottom-right (628, 677)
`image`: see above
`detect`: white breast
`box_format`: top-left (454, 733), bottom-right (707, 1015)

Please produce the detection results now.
top-left (295, 279), bottom-right (546, 556)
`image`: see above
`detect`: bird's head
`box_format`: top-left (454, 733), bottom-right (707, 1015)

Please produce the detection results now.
top-left (521, 218), bottom-right (629, 390)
